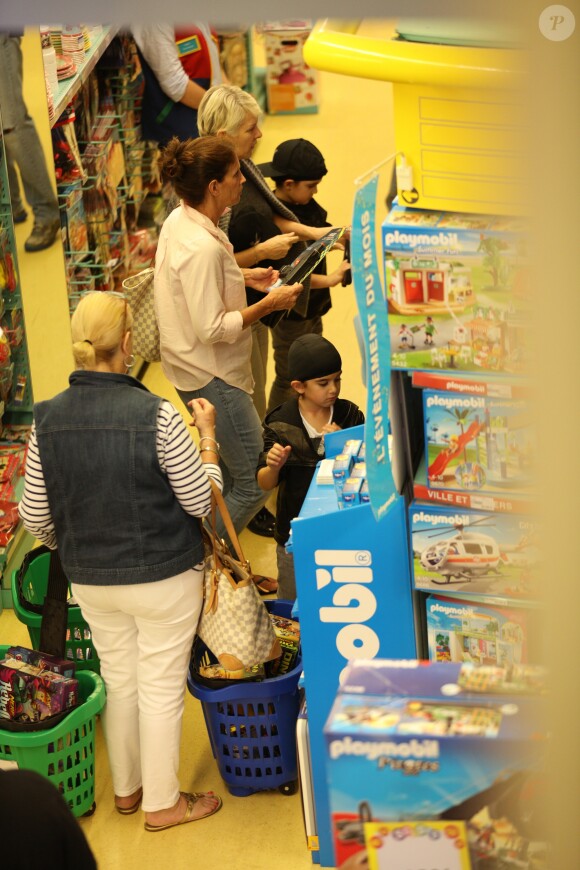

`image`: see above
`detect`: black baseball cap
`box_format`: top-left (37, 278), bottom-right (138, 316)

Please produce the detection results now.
top-left (288, 334), bottom-right (342, 382)
top-left (258, 138), bottom-right (328, 180)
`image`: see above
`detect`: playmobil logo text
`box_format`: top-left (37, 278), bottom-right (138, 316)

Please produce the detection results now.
top-left (329, 736), bottom-right (440, 762)
top-left (413, 511), bottom-right (471, 526)
top-left (384, 230), bottom-right (460, 250)
top-left (315, 550), bottom-right (379, 680)
top-left (444, 380), bottom-right (486, 395)
top-left (426, 394), bottom-right (485, 410)
top-left (430, 602), bottom-right (476, 617)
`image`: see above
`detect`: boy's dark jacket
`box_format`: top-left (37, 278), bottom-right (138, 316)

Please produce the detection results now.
top-left (257, 397), bottom-right (364, 546)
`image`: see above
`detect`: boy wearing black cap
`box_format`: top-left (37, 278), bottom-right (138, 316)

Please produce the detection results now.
top-left (257, 334), bottom-right (364, 600)
top-left (257, 139), bottom-right (350, 415)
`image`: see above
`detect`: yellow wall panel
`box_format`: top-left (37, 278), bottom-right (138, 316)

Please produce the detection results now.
top-left (394, 82), bottom-right (526, 214)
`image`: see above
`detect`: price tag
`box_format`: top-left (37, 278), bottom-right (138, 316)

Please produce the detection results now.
top-left (365, 820), bottom-right (471, 870)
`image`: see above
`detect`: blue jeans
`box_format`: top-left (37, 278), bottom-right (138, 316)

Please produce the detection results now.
top-left (250, 320), bottom-right (269, 421)
top-left (177, 378), bottom-right (267, 545)
top-left (0, 36), bottom-right (59, 224)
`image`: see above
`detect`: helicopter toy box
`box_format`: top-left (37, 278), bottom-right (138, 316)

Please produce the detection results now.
top-left (261, 21), bottom-right (318, 115)
top-left (383, 203), bottom-right (530, 375)
top-left (324, 659), bottom-right (547, 870)
top-left (409, 503), bottom-right (540, 602)
top-left (425, 595), bottom-right (543, 667)
top-left (423, 389), bottom-right (536, 498)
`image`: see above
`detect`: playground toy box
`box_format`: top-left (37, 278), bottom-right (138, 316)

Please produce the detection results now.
top-left (425, 595), bottom-right (543, 667)
top-left (261, 21), bottom-right (318, 114)
top-left (423, 389), bottom-right (535, 498)
top-left (324, 659), bottom-right (547, 870)
top-left (409, 503), bottom-right (540, 602)
top-left (382, 203), bottom-right (530, 375)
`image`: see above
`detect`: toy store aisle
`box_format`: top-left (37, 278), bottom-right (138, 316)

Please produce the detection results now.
top-left (0, 21), bottom-right (396, 870)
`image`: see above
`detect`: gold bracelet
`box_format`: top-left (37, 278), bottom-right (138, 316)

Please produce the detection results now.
top-left (200, 446), bottom-right (219, 455)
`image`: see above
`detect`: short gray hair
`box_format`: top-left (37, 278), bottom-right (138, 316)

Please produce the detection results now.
top-left (198, 85), bottom-right (261, 137)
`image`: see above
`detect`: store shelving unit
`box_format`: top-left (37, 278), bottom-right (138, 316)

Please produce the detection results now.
top-left (48, 28), bottom-right (156, 378)
top-left (51, 27), bottom-right (120, 121)
top-left (0, 131), bottom-right (36, 610)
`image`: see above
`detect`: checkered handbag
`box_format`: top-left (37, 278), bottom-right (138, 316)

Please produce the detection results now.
top-left (196, 481), bottom-right (281, 670)
top-left (121, 267), bottom-right (161, 362)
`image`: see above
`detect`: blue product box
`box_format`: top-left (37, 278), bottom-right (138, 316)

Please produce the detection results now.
top-left (350, 462), bottom-right (366, 479)
top-left (343, 439), bottom-right (362, 459)
top-left (360, 479), bottom-right (370, 503)
top-left (383, 202), bottom-right (530, 375)
top-left (423, 389), bottom-right (535, 497)
top-left (332, 453), bottom-right (353, 497)
top-left (340, 477), bottom-right (363, 508)
top-left (324, 659), bottom-right (547, 870)
top-left (409, 502), bottom-right (540, 602)
top-left (425, 594), bottom-right (543, 667)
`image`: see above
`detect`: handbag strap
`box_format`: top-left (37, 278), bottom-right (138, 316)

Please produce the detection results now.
top-left (208, 479), bottom-right (247, 566)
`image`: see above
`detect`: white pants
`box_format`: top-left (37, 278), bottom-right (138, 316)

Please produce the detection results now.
top-left (72, 568), bottom-right (204, 812)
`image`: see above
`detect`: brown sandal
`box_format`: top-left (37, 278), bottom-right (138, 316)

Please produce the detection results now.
top-left (144, 791), bottom-right (223, 832)
top-left (253, 575), bottom-right (278, 595)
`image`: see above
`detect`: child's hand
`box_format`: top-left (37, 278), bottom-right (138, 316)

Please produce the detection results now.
top-left (321, 423), bottom-right (341, 436)
top-left (328, 260), bottom-right (351, 287)
top-left (267, 444), bottom-right (292, 470)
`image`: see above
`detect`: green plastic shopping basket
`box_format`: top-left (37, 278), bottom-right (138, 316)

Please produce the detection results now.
top-left (11, 546), bottom-right (100, 673)
top-left (0, 644), bottom-right (106, 817)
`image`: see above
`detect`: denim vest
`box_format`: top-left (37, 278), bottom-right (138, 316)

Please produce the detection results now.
top-left (34, 371), bottom-right (204, 585)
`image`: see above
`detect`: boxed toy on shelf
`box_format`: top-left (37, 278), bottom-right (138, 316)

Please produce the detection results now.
top-left (409, 503), bottom-right (540, 602)
top-left (383, 202), bottom-right (530, 375)
top-left (261, 21), bottom-right (318, 114)
top-left (58, 179), bottom-right (88, 256)
top-left (324, 659), bottom-right (548, 870)
top-left (425, 594), bottom-right (543, 666)
top-left (423, 388), bottom-right (535, 497)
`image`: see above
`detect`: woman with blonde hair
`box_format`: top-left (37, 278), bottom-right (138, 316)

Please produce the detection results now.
top-left (19, 290), bottom-right (223, 832)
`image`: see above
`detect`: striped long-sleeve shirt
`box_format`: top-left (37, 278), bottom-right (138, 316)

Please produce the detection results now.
top-left (18, 400), bottom-right (222, 550)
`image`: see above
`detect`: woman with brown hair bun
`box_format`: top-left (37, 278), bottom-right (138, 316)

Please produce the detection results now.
top-left (155, 136), bottom-right (303, 594)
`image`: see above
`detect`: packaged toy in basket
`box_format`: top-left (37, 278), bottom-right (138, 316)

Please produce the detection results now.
top-left (269, 613), bottom-right (300, 676)
top-left (0, 658), bottom-right (78, 726)
top-left (0, 645), bottom-right (105, 817)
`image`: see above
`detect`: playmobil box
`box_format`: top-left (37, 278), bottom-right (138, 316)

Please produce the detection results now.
top-left (409, 503), bottom-right (541, 603)
top-left (383, 202), bottom-right (530, 375)
top-left (413, 455), bottom-right (535, 515)
top-left (324, 659), bottom-right (548, 870)
top-left (425, 595), bottom-right (544, 667)
top-left (261, 21), bottom-right (318, 114)
top-left (423, 389), bottom-right (536, 498)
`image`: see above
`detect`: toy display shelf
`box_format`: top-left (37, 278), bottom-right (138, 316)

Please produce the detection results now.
top-left (291, 425), bottom-right (417, 867)
top-left (51, 27), bottom-right (120, 124)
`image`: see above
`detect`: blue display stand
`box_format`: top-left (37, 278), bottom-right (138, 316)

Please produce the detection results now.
top-left (291, 425), bottom-right (417, 868)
